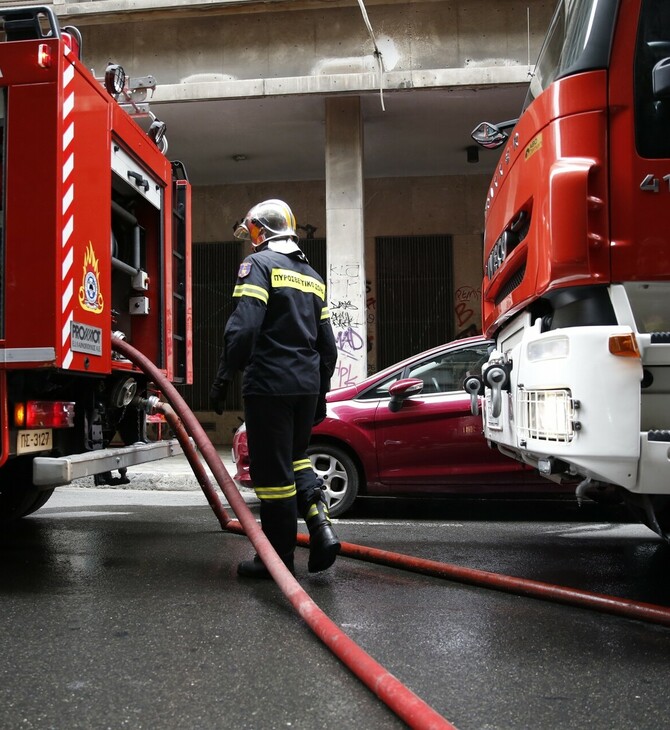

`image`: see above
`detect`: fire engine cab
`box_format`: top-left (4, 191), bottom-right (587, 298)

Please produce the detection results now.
top-left (0, 6), bottom-right (192, 520)
top-left (467, 0), bottom-right (670, 539)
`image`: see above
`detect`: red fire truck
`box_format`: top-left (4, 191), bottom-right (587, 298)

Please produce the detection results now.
top-left (466, 0), bottom-right (670, 538)
top-left (0, 6), bottom-right (192, 520)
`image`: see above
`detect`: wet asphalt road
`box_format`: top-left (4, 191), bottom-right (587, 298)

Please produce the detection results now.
top-left (1, 488), bottom-right (670, 730)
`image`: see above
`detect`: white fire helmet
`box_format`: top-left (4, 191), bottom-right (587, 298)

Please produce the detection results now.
top-left (234, 199), bottom-right (298, 247)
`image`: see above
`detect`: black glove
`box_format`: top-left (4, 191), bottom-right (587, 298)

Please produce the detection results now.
top-left (209, 381), bottom-right (229, 415)
top-left (313, 395), bottom-right (327, 426)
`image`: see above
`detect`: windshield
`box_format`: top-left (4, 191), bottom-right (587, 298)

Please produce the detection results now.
top-left (0, 91), bottom-right (4, 339)
top-left (634, 0), bottom-right (670, 158)
top-left (523, 0), bottom-right (620, 111)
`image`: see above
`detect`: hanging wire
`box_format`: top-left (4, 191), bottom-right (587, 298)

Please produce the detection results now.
top-left (357, 0), bottom-right (386, 111)
top-left (527, 6), bottom-right (533, 78)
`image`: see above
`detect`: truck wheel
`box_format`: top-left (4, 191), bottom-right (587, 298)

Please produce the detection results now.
top-left (0, 456), bottom-right (53, 521)
top-left (651, 496), bottom-right (670, 540)
top-left (21, 488), bottom-right (55, 517)
top-left (307, 443), bottom-right (360, 518)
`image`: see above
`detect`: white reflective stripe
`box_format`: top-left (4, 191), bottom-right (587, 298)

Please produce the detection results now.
top-left (63, 122), bottom-right (74, 150)
top-left (63, 62), bottom-right (74, 87)
top-left (62, 279), bottom-right (73, 310)
top-left (62, 152), bottom-right (74, 182)
top-left (62, 246), bottom-right (73, 279)
top-left (0, 348), bottom-right (56, 363)
top-left (62, 312), bottom-right (73, 346)
top-left (62, 215), bottom-right (73, 247)
top-left (62, 183), bottom-right (74, 214)
top-left (61, 66), bottom-right (75, 370)
top-left (62, 91), bottom-right (74, 120)
top-left (60, 62), bottom-right (76, 369)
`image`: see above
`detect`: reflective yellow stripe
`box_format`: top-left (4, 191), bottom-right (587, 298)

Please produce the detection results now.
top-left (271, 268), bottom-right (325, 301)
top-left (233, 283), bottom-right (268, 304)
top-left (278, 201), bottom-right (296, 231)
top-left (320, 306), bottom-right (330, 321)
top-left (306, 503), bottom-right (331, 522)
top-left (254, 484), bottom-right (297, 500)
top-left (293, 459), bottom-right (312, 472)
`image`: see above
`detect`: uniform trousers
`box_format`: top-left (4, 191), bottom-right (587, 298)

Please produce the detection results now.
top-left (244, 393), bottom-right (321, 559)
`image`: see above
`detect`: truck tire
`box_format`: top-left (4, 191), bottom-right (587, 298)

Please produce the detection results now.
top-left (21, 488), bottom-right (55, 517)
top-left (0, 456), bottom-right (54, 521)
top-left (306, 443), bottom-right (360, 518)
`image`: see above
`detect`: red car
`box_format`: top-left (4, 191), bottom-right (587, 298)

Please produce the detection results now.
top-left (232, 336), bottom-right (559, 517)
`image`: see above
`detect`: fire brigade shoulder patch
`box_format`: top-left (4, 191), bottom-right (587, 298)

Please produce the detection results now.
top-left (238, 261), bottom-right (252, 278)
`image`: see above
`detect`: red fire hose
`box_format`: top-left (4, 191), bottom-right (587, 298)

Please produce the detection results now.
top-left (150, 388), bottom-right (670, 630)
top-left (114, 336), bottom-right (670, 727)
top-left (113, 336), bottom-right (457, 730)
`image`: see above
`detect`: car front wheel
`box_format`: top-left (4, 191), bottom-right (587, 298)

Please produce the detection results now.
top-left (307, 443), bottom-right (359, 518)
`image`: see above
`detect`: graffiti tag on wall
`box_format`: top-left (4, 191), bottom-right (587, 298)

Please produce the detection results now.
top-left (329, 263), bottom-right (367, 387)
top-left (454, 285), bottom-right (481, 337)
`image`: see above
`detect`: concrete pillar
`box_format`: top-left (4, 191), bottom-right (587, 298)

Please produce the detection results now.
top-left (325, 96), bottom-right (367, 388)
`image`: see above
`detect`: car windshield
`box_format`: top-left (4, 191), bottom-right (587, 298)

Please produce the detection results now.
top-left (359, 343), bottom-right (491, 399)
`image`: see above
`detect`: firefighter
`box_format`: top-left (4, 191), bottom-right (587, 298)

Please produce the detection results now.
top-left (210, 199), bottom-right (340, 578)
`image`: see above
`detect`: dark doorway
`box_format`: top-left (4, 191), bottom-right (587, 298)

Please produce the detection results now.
top-left (376, 234), bottom-right (454, 369)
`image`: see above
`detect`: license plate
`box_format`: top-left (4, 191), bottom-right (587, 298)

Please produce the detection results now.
top-left (485, 397), bottom-right (502, 432)
top-left (17, 429), bottom-right (53, 455)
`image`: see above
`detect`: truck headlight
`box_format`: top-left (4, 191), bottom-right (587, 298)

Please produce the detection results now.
top-left (518, 389), bottom-right (576, 442)
top-left (527, 335), bottom-right (569, 362)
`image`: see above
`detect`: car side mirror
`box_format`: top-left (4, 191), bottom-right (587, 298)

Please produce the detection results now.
top-left (388, 378), bottom-right (424, 412)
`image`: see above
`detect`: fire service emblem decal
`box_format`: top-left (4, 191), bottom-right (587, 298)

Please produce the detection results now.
top-left (78, 242), bottom-right (104, 314)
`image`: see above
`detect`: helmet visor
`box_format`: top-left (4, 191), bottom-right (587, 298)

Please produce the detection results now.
top-left (234, 222), bottom-right (250, 240)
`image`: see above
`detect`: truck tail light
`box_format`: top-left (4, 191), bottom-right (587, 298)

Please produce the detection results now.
top-left (14, 401), bottom-right (76, 429)
top-left (37, 43), bottom-right (52, 69)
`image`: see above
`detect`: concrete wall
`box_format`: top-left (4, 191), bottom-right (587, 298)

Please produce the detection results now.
top-left (69, 0), bottom-right (553, 90)
top-left (192, 171), bottom-right (487, 361)
top-left (192, 172), bottom-right (486, 442)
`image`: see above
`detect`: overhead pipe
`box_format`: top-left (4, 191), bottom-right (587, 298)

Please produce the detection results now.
top-left (113, 336), bottom-right (457, 730)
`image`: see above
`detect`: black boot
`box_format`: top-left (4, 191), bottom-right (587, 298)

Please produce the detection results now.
top-left (304, 497), bottom-right (340, 573)
top-left (238, 498), bottom-right (297, 579)
top-left (237, 553), bottom-right (295, 578)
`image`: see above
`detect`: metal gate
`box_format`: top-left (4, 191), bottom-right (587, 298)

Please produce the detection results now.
top-left (376, 234), bottom-right (454, 369)
top-left (179, 238), bottom-right (326, 412)
top-left (178, 240), bottom-right (242, 411)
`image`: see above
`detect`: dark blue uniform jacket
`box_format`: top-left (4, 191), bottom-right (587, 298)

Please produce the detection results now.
top-left (214, 243), bottom-right (338, 396)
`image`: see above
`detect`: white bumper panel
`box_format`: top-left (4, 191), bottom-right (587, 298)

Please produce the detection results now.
top-left (485, 320), bottom-right (644, 490)
top-left (636, 435), bottom-right (670, 495)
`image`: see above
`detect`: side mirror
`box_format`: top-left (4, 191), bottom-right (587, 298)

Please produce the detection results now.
top-left (653, 57), bottom-right (670, 97)
top-left (388, 378), bottom-right (424, 413)
top-left (471, 119), bottom-right (518, 150)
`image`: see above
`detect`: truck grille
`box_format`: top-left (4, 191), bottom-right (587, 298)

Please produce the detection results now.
top-left (494, 264), bottom-right (526, 306)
